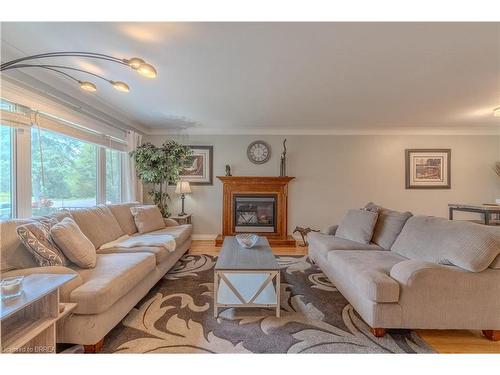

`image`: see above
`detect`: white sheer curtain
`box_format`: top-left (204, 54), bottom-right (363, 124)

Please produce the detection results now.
top-left (123, 130), bottom-right (143, 203)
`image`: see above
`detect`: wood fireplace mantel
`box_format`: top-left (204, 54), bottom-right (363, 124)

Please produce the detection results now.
top-left (217, 176), bottom-right (295, 185)
top-left (215, 176), bottom-right (295, 247)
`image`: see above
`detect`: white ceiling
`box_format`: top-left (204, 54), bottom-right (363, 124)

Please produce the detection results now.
top-left (1, 22), bottom-right (499, 134)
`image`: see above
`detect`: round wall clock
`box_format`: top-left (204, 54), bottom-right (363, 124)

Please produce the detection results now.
top-left (247, 140), bottom-right (271, 164)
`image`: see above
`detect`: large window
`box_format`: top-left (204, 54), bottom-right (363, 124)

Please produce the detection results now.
top-left (1, 97), bottom-right (128, 220)
top-left (105, 149), bottom-right (123, 204)
top-left (31, 128), bottom-right (97, 216)
top-left (0, 125), bottom-right (13, 219)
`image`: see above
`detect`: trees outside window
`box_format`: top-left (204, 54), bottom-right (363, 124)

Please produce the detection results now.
top-left (31, 128), bottom-right (97, 215)
top-left (106, 149), bottom-right (122, 204)
top-left (0, 125), bottom-right (13, 219)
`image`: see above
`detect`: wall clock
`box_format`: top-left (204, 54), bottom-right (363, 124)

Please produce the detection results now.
top-left (247, 140), bottom-right (271, 164)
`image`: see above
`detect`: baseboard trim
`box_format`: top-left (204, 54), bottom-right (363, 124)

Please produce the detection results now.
top-left (192, 234), bottom-right (218, 240)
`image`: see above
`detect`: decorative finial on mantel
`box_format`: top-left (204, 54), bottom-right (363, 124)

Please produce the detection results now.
top-left (280, 138), bottom-right (287, 177)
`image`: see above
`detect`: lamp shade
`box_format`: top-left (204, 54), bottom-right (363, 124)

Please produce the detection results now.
top-left (175, 181), bottom-right (192, 194)
top-left (137, 63), bottom-right (157, 78)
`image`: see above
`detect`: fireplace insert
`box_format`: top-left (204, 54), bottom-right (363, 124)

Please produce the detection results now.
top-left (233, 195), bottom-right (276, 233)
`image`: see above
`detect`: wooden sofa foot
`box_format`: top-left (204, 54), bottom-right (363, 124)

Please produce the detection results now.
top-left (84, 338), bottom-right (104, 353)
top-left (482, 330), bottom-right (500, 341)
top-left (370, 328), bottom-right (386, 338)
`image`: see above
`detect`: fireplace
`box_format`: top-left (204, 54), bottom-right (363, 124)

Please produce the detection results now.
top-left (234, 195), bottom-right (276, 233)
top-left (216, 176), bottom-right (295, 246)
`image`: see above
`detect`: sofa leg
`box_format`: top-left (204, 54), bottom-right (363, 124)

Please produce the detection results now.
top-left (482, 330), bottom-right (500, 341)
top-left (370, 328), bottom-right (386, 338)
top-left (84, 338), bottom-right (104, 353)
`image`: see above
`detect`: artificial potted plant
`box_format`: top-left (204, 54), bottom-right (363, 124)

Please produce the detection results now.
top-left (130, 140), bottom-right (192, 217)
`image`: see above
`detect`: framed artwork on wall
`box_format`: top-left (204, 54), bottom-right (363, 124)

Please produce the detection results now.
top-left (405, 149), bottom-right (451, 189)
top-left (179, 145), bottom-right (214, 185)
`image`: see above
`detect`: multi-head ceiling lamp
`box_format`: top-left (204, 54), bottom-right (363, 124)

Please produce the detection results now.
top-left (0, 52), bottom-right (157, 93)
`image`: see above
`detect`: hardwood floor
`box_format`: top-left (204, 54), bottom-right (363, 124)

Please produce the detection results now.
top-left (417, 330), bottom-right (500, 354)
top-left (189, 240), bottom-right (307, 256)
top-left (188, 240), bottom-right (500, 354)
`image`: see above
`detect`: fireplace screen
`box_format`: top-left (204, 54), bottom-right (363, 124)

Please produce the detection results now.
top-left (234, 195), bottom-right (276, 233)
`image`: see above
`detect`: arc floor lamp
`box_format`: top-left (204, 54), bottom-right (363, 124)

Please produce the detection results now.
top-left (0, 52), bottom-right (157, 93)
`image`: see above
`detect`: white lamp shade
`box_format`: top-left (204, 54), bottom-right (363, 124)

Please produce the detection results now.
top-left (175, 181), bottom-right (192, 194)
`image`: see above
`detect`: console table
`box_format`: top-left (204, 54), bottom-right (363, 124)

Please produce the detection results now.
top-left (448, 204), bottom-right (500, 225)
top-left (1, 274), bottom-right (77, 354)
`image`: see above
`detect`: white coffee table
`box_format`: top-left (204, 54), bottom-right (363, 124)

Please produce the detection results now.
top-left (214, 236), bottom-right (281, 318)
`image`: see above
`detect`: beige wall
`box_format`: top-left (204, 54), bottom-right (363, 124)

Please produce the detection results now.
top-left (142, 134), bottom-right (499, 236)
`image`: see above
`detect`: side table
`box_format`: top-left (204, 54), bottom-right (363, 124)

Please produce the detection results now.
top-left (1, 273), bottom-right (77, 354)
top-left (448, 204), bottom-right (500, 225)
top-left (170, 214), bottom-right (192, 225)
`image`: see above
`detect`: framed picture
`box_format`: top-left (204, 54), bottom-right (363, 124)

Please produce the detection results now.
top-left (405, 149), bottom-right (451, 189)
top-left (179, 145), bottom-right (213, 185)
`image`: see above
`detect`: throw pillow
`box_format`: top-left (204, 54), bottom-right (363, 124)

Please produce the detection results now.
top-left (365, 202), bottom-right (413, 249)
top-left (130, 205), bottom-right (166, 234)
top-left (50, 217), bottom-right (96, 268)
top-left (336, 209), bottom-right (379, 244)
top-left (16, 221), bottom-right (68, 267)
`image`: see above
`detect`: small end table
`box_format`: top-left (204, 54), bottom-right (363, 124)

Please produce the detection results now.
top-left (170, 214), bottom-right (192, 225)
top-left (1, 273), bottom-right (77, 354)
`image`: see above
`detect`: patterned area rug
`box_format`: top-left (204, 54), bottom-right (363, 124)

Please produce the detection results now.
top-left (102, 254), bottom-right (434, 353)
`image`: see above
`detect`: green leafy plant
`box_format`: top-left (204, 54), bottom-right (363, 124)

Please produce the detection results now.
top-left (130, 141), bottom-right (192, 217)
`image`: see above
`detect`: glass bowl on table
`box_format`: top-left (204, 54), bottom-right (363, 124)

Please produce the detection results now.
top-left (1, 276), bottom-right (24, 299)
top-left (235, 234), bottom-right (259, 249)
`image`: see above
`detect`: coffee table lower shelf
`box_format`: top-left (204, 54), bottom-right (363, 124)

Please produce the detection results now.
top-left (214, 271), bottom-right (280, 318)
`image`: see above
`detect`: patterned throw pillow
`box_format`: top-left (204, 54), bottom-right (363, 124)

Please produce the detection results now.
top-left (16, 221), bottom-right (68, 267)
top-left (34, 216), bottom-right (60, 231)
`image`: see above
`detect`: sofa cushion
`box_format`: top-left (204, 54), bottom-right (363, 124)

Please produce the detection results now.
top-left (51, 217), bottom-right (96, 268)
top-left (97, 245), bottom-right (170, 265)
top-left (69, 252), bottom-right (156, 314)
top-left (336, 209), bottom-right (379, 244)
top-left (327, 250), bottom-right (404, 302)
top-left (130, 205), bottom-right (166, 234)
top-left (33, 209), bottom-right (74, 230)
top-left (97, 225), bottom-right (192, 264)
top-left (71, 205), bottom-right (124, 248)
top-left (0, 212), bottom-right (73, 272)
top-left (391, 216), bottom-right (500, 272)
top-left (16, 221), bottom-right (68, 267)
top-left (365, 202), bottom-right (412, 250)
top-left (146, 224), bottom-right (193, 247)
top-left (0, 219), bottom-right (39, 272)
top-left (107, 202), bottom-right (140, 235)
top-left (307, 232), bottom-right (383, 264)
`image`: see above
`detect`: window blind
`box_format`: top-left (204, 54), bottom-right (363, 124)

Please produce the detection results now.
top-left (1, 100), bottom-right (127, 152)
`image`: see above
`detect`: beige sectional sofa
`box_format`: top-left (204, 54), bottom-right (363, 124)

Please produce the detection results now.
top-left (308, 204), bottom-right (500, 340)
top-left (0, 203), bottom-right (192, 351)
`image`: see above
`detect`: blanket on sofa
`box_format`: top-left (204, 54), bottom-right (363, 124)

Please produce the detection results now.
top-left (99, 233), bottom-right (176, 252)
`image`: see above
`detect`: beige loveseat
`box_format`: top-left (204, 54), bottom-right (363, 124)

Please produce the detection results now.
top-left (0, 203), bottom-right (192, 351)
top-left (308, 204), bottom-right (500, 340)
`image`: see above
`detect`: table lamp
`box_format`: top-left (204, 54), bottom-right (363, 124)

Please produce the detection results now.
top-left (175, 181), bottom-right (192, 216)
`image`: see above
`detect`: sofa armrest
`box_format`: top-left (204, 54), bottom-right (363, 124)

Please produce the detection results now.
top-left (321, 225), bottom-right (338, 235)
top-left (390, 260), bottom-right (453, 286)
top-left (164, 218), bottom-right (180, 227)
top-left (2, 266), bottom-right (83, 302)
top-left (389, 260), bottom-right (500, 328)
